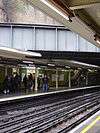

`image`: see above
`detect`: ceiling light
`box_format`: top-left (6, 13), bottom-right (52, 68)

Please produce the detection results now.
top-left (70, 60), bottom-right (99, 68)
top-left (96, 40), bottom-right (100, 45)
top-left (65, 66), bottom-right (70, 68)
top-left (29, 64), bottom-right (35, 67)
top-left (0, 47), bottom-right (42, 57)
top-left (37, 67), bottom-right (41, 70)
top-left (23, 61), bottom-right (33, 64)
top-left (78, 68), bottom-right (82, 70)
top-left (94, 35), bottom-right (100, 45)
top-left (22, 66), bottom-right (35, 69)
top-left (25, 51), bottom-right (42, 57)
top-left (40, 0), bottom-right (69, 20)
top-left (48, 63), bottom-right (55, 66)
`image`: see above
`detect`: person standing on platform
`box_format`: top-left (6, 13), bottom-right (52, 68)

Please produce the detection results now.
top-left (32, 74), bottom-right (35, 90)
top-left (23, 75), bottom-right (27, 93)
top-left (14, 73), bottom-right (19, 93)
top-left (38, 77), bottom-right (41, 90)
top-left (10, 74), bottom-right (14, 93)
top-left (18, 74), bottom-right (22, 89)
top-left (27, 74), bottom-right (33, 92)
top-left (42, 74), bottom-right (49, 92)
top-left (3, 75), bottom-right (12, 94)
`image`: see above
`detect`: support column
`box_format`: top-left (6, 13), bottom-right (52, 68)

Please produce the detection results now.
top-left (5, 66), bottom-right (7, 76)
top-left (35, 67), bottom-right (38, 91)
top-left (56, 69), bottom-right (58, 89)
top-left (68, 70), bottom-right (71, 88)
top-left (16, 66), bottom-right (19, 74)
top-left (55, 28), bottom-right (58, 51)
top-left (86, 72), bottom-right (88, 86)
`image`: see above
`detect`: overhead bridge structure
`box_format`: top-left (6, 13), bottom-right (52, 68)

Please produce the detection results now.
top-left (0, 23), bottom-right (99, 53)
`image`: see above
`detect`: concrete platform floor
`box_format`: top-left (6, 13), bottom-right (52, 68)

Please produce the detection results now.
top-left (0, 85), bottom-right (100, 103)
top-left (69, 110), bottom-right (100, 133)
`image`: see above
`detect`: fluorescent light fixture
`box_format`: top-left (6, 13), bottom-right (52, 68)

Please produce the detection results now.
top-left (37, 67), bottom-right (41, 70)
top-left (29, 64), bottom-right (35, 67)
top-left (0, 47), bottom-right (42, 57)
top-left (48, 63), bottom-right (55, 66)
top-left (40, 0), bottom-right (69, 20)
top-left (25, 51), bottom-right (42, 57)
top-left (23, 61), bottom-right (33, 64)
top-left (61, 69), bottom-right (66, 72)
top-left (22, 66), bottom-right (35, 69)
top-left (96, 40), bottom-right (100, 45)
top-left (70, 60), bottom-right (99, 68)
top-left (88, 69), bottom-right (93, 72)
top-left (78, 68), bottom-right (82, 70)
top-left (65, 66), bottom-right (70, 68)
top-left (94, 35), bottom-right (100, 45)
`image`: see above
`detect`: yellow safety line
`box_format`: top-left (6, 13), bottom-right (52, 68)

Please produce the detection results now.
top-left (81, 116), bottom-right (100, 133)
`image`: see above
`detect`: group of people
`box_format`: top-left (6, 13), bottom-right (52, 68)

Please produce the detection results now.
top-left (3, 73), bottom-right (21, 94)
top-left (23, 74), bottom-right (49, 92)
top-left (23, 74), bottom-right (35, 92)
top-left (2, 73), bottom-right (49, 94)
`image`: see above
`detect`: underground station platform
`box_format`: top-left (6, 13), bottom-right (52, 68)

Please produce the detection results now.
top-left (0, 0), bottom-right (100, 132)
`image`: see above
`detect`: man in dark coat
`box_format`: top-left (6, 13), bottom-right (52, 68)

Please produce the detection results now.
top-left (42, 74), bottom-right (49, 92)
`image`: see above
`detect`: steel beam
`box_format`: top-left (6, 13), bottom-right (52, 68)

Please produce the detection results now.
top-left (49, 0), bottom-right (74, 17)
top-left (35, 67), bottom-right (38, 91)
top-left (62, 0), bottom-right (100, 10)
top-left (56, 69), bottom-right (58, 89)
top-left (68, 70), bottom-right (71, 88)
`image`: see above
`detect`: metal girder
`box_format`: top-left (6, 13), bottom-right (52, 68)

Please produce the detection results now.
top-left (63, 0), bottom-right (100, 10)
top-left (49, 0), bottom-right (74, 17)
top-left (74, 9), bottom-right (100, 35)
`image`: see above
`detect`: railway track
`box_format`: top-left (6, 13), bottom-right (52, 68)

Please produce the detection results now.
top-left (0, 91), bottom-right (100, 133)
top-left (0, 95), bottom-right (66, 115)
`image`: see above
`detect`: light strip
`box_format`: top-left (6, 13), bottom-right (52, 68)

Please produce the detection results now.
top-left (48, 63), bottom-right (55, 66)
top-left (40, 0), bottom-right (69, 20)
top-left (94, 35), bottom-right (100, 45)
top-left (23, 61), bottom-right (33, 64)
top-left (22, 66), bottom-right (35, 69)
top-left (0, 47), bottom-right (42, 57)
top-left (96, 40), bottom-right (100, 45)
top-left (65, 66), bottom-right (70, 68)
top-left (70, 60), bottom-right (99, 68)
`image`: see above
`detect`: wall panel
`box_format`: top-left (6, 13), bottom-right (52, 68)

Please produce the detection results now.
top-left (0, 27), bottom-right (11, 47)
top-left (0, 26), bottom-right (100, 52)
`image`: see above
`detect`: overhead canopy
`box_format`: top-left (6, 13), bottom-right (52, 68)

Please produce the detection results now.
top-left (0, 47), bottom-right (42, 59)
top-left (0, 50), bottom-right (100, 69)
top-left (28, 50), bottom-right (100, 69)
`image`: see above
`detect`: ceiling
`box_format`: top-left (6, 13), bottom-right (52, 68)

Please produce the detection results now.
top-left (85, 4), bottom-right (100, 27)
top-left (29, 0), bottom-right (100, 47)
top-left (51, 0), bottom-right (100, 40)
